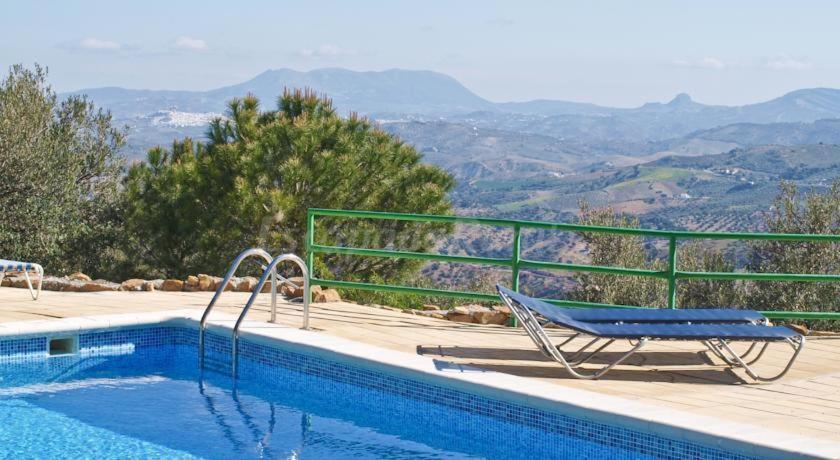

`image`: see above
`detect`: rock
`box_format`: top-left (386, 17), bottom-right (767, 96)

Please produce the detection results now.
top-left (197, 274), bottom-right (215, 291)
top-left (421, 304), bottom-right (440, 311)
top-left (212, 276), bottom-right (234, 292)
top-left (151, 279), bottom-right (164, 290)
top-left (68, 272), bottom-right (91, 282)
top-left (8, 276), bottom-right (34, 289)
top-left (261, 281), bottom-right (274, 293)
top-left (787, 323), bottom-right (809, 335)
top-left (183, 275), bottom-right (200, 292)
top-left (447, 312), bottom-right (474, 323)
top-left (235, 277), bottom-right (257, 292)
top-left (473, 309), bottom-right (508, 325)
top-left (0, 276), bottom-right (10, 287)
top-left (161, 279), bottom-right (185, 291)
top-left (447, 306), bottom-right (475, 323)
top-left (415, 309), bottom-right (448, 320)
top-left (282, 277), bottom-right (305, 297)
top-left (142, 281), bottom-right (156, 292)
top-left (452, 306), bottom-right (472, 315)
top-left (79, 281), bottom-right (120, 292)
top-left (120, 279), bottom-right (146, 292)
top-left (493, 304), bottom-right (511, 315)
top-left (313, 288), bottom-right (341, 303)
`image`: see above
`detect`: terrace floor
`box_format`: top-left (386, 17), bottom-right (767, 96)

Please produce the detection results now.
top-left (1, 287), bottom-right (839, 445)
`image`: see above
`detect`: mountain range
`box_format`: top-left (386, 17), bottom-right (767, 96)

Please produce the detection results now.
top-left (65, 67), bottom-right (840, 233)
top-left (63, 67), bottom-right (840, 160)
top-left (69, 67), bottom-right (840, 122)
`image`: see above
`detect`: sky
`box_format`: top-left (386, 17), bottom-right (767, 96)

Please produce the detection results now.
top-left (2, 0), bottom-right (839, 107)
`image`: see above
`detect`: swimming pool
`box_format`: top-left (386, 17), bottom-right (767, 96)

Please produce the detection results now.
top-left (0, 317), bottom-right (806, 459)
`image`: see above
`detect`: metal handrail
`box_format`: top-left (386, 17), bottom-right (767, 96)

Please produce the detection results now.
top-left (199, 248), bottom-right (277, 368)
top-left (231, 253), bottom-right (310, 377)
top-left (306, 208), bottom-right (840, 321)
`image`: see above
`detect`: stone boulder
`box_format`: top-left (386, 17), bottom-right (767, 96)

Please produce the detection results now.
top-left (312, 286), bottom-right (341, 303)
top-left (235, 277), bottom-right (257, 292)
top-left (121, 279), bottom-right (146, 292)
top-left (68, 272), bottom-right (92, 282)
top-left (212, 276), bottom-right (234, 292)
top-left (142, 281), bottom-right (156, 292)
top-left (414, 309), bottom-right (448, 320)
top-left (280, 277), bottom-right (306, 298)
top-left (161, 279), bottom-right (185, 291)
top-left (445, 304), bottom-right (510, 325)
top-left (79, 281), bottom-right (120, 292)
top-left (197, 274), bottom-right (215, 291)
top-left (183, 275), bottom-right (200, 292)
top-left (446, 305), bottom-right (475, 323)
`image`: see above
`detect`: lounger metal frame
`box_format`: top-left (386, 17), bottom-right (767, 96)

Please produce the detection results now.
top-left (0, 261), bottom-right (43, 300)
top-left (498, 289), bottom-right (805, 382)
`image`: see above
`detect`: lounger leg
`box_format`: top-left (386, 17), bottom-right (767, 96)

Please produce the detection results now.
top-left (556, 333), bottom-right (580, 348)
top-left (718, 337), bottom-right (805, 382)
top-left (564, 339), bottom-right (647, 380)
top-left (566, 339), bottom-right (616, 366)
top-left (22, 270), bottom-right (37, 300)
top-left (704, 340), bottom-right (736, 365)
top-left (33, 264), bottom-right (43, 300)
top-left (498, 291), bottom-right (647, 380)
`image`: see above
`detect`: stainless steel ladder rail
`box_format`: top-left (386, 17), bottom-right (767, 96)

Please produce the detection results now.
top-left (199, 248), bottom-right (277, 368)
top-left (231, 253), bottom-right (310, 377)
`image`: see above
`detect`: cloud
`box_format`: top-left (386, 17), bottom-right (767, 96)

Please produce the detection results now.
top-left (673, 57), bottom-right (726, 69)
top-left (763, 55), bottom-right (812, 71)
top-left (78, 37), bottom-right (122, 51)
top-left (298, 44), bottom-right (355, 59)
top-left (173, 36), bottom-right (208, 51)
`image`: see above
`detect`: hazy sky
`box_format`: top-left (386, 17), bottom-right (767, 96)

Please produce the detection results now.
top-left (2, 0), bottom-right (839, 107)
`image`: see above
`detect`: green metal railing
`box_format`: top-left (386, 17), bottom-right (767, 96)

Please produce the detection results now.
top-left (306, 208), bottom-right (840, 321)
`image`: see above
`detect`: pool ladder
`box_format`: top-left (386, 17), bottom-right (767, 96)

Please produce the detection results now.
top-left (199, 248), bottom-right (310, 376)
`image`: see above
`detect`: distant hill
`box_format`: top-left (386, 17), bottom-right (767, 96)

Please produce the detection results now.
top-left (67, 67), bottom-right (840, 135)
top-left (681, 118), bottom-right (840, 146)
top-left (455, 144), bottom-right (840, 231)
top-left (67, 68), bottom-right (495, 118)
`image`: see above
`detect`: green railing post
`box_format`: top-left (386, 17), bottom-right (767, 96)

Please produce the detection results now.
top-left (667, 236), bottom-right (678, 309)
top-left (306, 210), bottom-right (315, 280)
top-left (510, 224), bottom-right (522, 326)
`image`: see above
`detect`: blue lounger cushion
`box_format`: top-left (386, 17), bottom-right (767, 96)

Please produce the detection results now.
top-left (0, 259), bottom-right (34, 271)
top-left (498, 286), bottom-right (796, 341)
top-left (554, 306), bottom-right (765, 324)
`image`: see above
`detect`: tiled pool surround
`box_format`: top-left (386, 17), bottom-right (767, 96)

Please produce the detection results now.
top-left (0, 312), bottom-right (835, 459)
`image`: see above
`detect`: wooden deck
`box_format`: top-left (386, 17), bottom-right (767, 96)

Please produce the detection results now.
top-left (1, 287), bottom-right (839, 445)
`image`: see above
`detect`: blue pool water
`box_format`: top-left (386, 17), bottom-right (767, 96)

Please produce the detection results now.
top-left (0, 326), bottom-right (752, 459)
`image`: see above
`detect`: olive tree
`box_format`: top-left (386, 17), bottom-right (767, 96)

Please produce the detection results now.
top-left (0, 64), bottom-right (124, 276)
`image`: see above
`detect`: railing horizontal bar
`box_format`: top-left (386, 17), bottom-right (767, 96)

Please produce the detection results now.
top-left (677, 271), bottom-right (840, 282)
top-left (519, 259), bottom-right (668, 278)
top-left (312, 278), bottom-right (840, 320)
top-left (310, 244), bottom-right (513, 267)
top-left (310, 208), bottom-right (840, 242)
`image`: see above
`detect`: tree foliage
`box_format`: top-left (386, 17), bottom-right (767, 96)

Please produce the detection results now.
top-left (748, 181), bottom-right (840, 320)
top-left (122, 89), bottom-right (454, 279)
top-left (572, 180), bottom-right (839, 327)
top-left (0, 64), bottom-right (124, 275)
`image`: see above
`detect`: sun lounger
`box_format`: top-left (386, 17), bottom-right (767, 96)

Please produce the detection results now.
top-left (0, 259), bottom-right (43, 300)
top-left (496, 285), bottom-right (804, 382)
